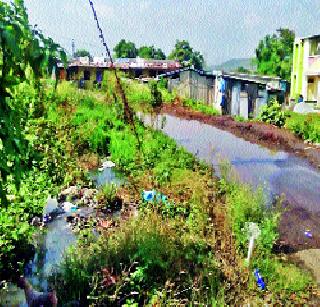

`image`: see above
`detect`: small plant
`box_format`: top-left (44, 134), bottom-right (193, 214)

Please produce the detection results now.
top-left (149, 81), bottom-right (163, 108)
top-left (259, 98), bottom-right (286, 127)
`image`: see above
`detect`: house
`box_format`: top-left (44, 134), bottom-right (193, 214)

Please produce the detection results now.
top-left (57, 57), bottom-right (180, 89)
top-left (163, 68), bottom-right (288, 119)
top-left (291, 34), bottom-right (320, 105)
top-left (165, 68), bottom-right (216, 106)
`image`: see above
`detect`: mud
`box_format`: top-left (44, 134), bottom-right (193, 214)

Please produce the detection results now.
top-left (161, 103), bottom-right (320, 170)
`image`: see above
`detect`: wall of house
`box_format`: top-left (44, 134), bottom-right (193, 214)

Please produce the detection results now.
top-left (172, 70), bottom-right (216, 105)
top-left (291, 38), bottom-right (305, 100)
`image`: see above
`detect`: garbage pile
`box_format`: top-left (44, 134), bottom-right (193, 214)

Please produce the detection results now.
top-left (58, 186), bottom-right (99, 209)
top-left (98, 160), bottom-right (116, 172)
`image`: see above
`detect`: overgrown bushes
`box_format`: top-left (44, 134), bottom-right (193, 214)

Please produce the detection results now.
top-left (182, 98), bottom-right (220, 116)
top-left (259, 98), bottom-right (286, 127)
top-left (285, 111), bottom-right (320, 143)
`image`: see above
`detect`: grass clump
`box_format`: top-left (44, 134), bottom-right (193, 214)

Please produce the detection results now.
top-left (285, 111), bottom-right (320, 143)
top-left (182, 98), bottom-right (220, 116)
top-left (218, 161), bottom-right (313, 299)
top-left (53, 212), bottom-right (222, 306)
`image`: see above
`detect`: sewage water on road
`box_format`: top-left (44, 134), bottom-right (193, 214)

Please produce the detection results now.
top-left (139, 112), bottom-right (320, 250)
top-left (0, 167), bottom-right (123, 306)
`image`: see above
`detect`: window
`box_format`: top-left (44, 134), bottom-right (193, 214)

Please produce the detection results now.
top-left (310, 38), bottom-right (320, 56)
top-left (308, 78), bottom-right (314, 84)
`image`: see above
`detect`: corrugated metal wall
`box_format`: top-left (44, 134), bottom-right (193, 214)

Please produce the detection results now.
top-left (170, 70), bottom-right (216, 105)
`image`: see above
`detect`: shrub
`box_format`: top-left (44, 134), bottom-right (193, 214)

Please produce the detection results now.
top-left (182, 98), bottom-right (220, 116)
top-left (285, 111), bottom-right (320, 143)
top-left (149, 81), bottom-right (163, 108)
top-left (259, 99), bottom-right (286, 127)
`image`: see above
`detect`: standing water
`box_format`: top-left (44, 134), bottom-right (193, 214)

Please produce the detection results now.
top-left (139, 112), bottom-right (320, 249)
top-left (0, 167), bottom-right (123, 306)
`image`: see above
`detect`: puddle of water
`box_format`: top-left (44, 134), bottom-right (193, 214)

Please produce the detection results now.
top-left (0, 167), bottom-right (123, 306)
top-left (90, 166), bottom-right (124, 187)
top-left (139, 112), bottom-right (320, 213)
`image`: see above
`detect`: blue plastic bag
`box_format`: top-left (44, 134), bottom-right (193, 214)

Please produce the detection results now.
top-left (254, 269), bottom-right (265, 290)
top-left (143, 190), bottom-right (156, 202)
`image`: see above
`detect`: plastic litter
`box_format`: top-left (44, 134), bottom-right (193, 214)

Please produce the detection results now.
top-left (245, 222), bottom-right (261, 265)
top-left (143, 190), bottom-right (155, 202)
top-left (142, 190), bottom-right (168, 203)
top-left (42, 214), bottom-right (50, 224)
top-left (102, 161), bottom-right (116, 168)
top-left (254, 268), bottom-right (266, 290)
top-left (156, 192), bottom-right (167, 203)
top-left (62, 202), bottom-right (78, 213)
top-left (304, 230), bottom-right (312, 238)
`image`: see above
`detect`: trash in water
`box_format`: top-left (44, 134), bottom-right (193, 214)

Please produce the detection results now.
top-left (62, 202), bottom-right (78, 213)
top-left (254, 268), bottom-right (265, 290)
top-left (304, 230), bottom-right (312, 238)
top-left (98, 167), bottom-right (104, 172)
top-left (143, 190), bottom-right (155, 202)
top-left (102, 160), bottom-right (116, 168)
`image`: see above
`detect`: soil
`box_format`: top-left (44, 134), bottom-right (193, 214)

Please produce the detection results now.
top-left (290, 249), bottom-right (320, 284)
top-left (161, 102), bottom-right (320, 170)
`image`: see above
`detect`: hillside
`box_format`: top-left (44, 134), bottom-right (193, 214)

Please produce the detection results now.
top-left (210, 57), bottom-right (256, 72)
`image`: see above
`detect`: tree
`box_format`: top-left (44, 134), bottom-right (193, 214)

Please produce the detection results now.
top-left (153, 48), bottom-right (166, 60)
top-left (236, 66), bottom-right (250, 74)
top-left (138, 46), bottom-right (166, 60)
top-left (168, 40), bottom-right (204, 69)
top-left (113, 39), bottom-right (137, 58)
top-left (74, 49), bottom-right (91, 58)
top-left (255, 28), bottom-right (295, 80)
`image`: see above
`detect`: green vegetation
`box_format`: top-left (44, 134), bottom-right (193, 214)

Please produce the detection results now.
top-left (219, 162), bottom-right (312, 300)
top-left (138, 45), bottom-right (166, 60)
top-left (113, 39), bottom-right (138, 58)
top-left (168, 39), bottom-right (204, 69)
top-left (285, 111), bottom-right (320, 143)
top-left (0, 2), bottom-right (316, 304)
top-left (259, 98), bottom-right (286, 127)
top-left (182, 98), bottom-right (220, 116)
top-left (113, 40), bottom-right (166, 60)
top-left (74, 49), bottom-right (91, 58)
top-left (44, 81), bottom-right (313, 305)
top-left (255, 28), bottom-right (295, 80)
top-left (149, 81), bottom-right (163, 108)
top-left (0, 0), bottom-right (69, 279)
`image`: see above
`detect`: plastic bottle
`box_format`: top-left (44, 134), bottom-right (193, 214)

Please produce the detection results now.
top-left (254, 268), bottom-right (266, 290)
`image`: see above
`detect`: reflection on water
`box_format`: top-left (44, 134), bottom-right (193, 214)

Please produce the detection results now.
top-left (139, 112), bottom-right (320, 212)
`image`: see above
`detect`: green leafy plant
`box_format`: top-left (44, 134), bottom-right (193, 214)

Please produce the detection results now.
top-left (149, 81), bottom-right (163, 108)
top-left (259, 98), bottom-right (286, 127)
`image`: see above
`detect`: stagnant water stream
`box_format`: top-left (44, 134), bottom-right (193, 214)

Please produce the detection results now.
top-left (0, 167), bottom-right (122, 306)
top-left (139, 112), bottom-right (320, 250)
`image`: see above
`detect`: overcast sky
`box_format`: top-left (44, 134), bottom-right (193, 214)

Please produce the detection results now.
top-left (24, 0), bottom-right (320, 65)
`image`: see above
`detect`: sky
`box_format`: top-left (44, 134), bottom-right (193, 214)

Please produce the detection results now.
top-left (23, 0), bottom-right (320, 66)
